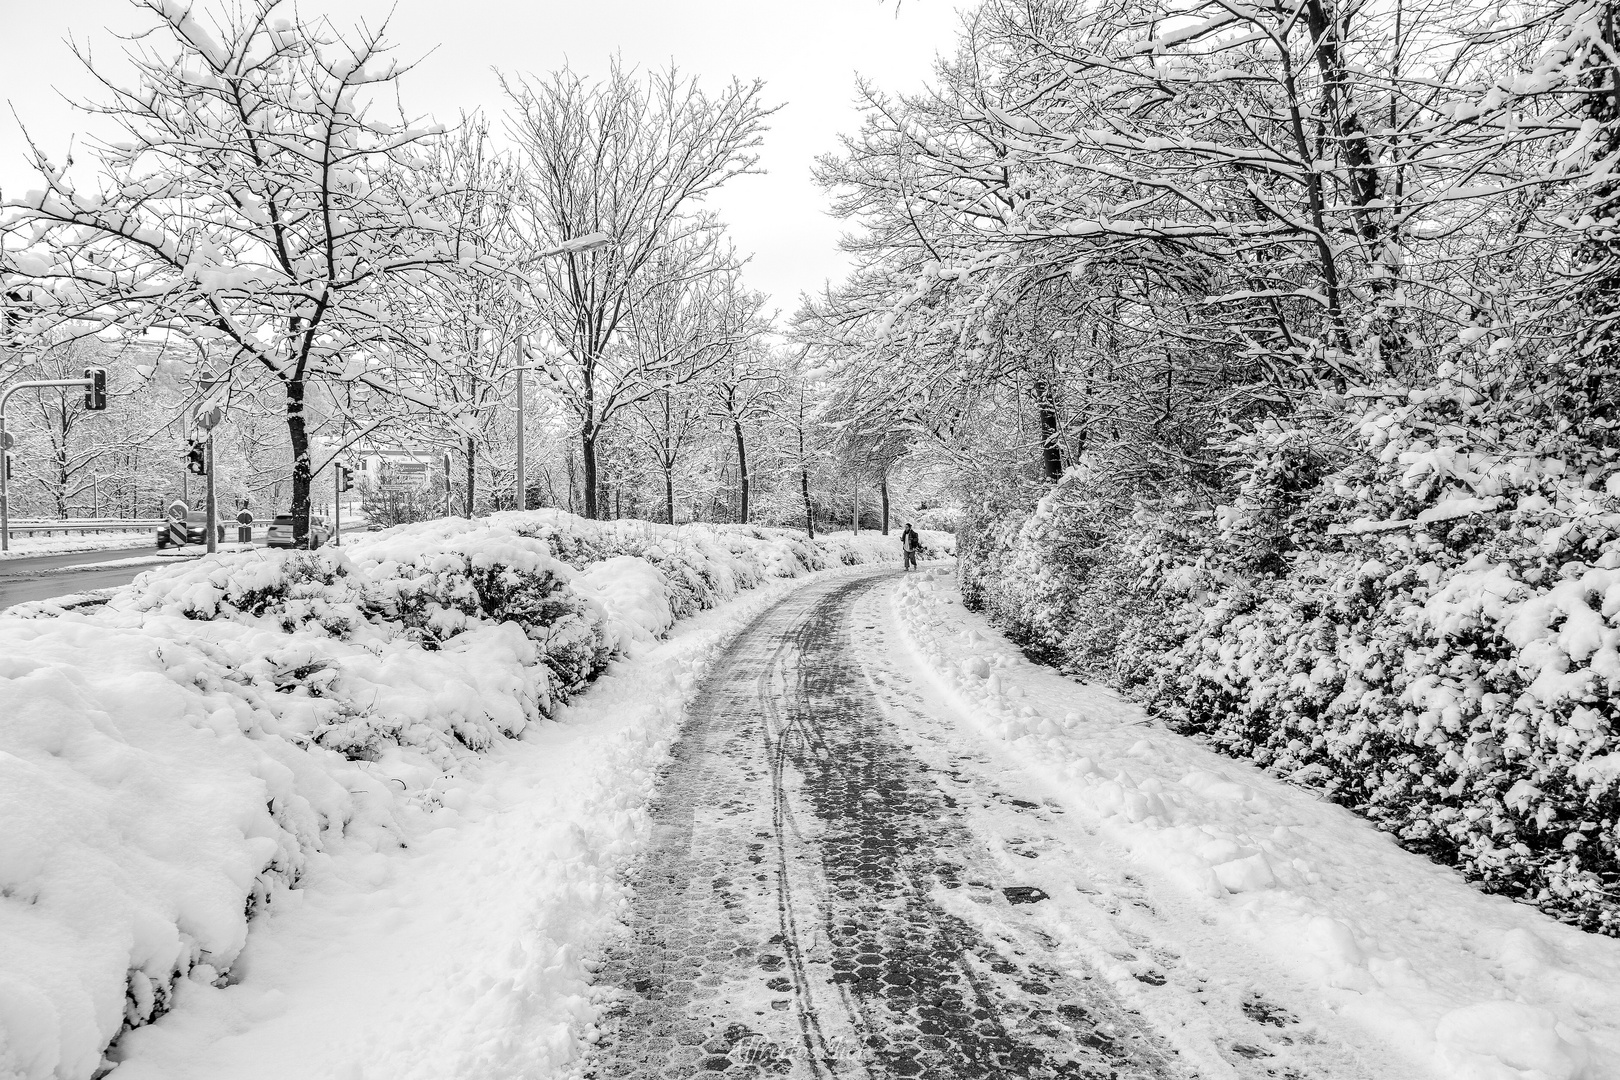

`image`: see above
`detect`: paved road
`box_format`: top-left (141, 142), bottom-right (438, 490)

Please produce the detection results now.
top-left (0, 539), bottom-right (269, 613)
top-left (0, 542), bottom-right (159, 574)
top-left (588, 571), bottom-right (1183, 1080)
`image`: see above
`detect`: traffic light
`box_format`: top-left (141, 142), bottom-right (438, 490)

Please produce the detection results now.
top-left (186, 439), bottom-right (206, 476)
top-left (337, 465), bottom-right (354, 492)
top-left (83, 367), bottom-right (107, 411)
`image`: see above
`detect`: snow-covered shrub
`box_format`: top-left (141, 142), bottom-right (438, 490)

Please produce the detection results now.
top-left (958, 470), bottom-right (1185, 684)
top-left (122, 547), bottom-right (369, 635)
top-left (0, 511), bottom-right (947, 1078)
top-left (352, 520), bottom-right (611, 695)
top-left (1138, 366), bottom-right (1620, 932)
top-left (961, 365), bottom-right (1620, 933)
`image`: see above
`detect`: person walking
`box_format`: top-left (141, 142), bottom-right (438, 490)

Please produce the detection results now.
top-left (900, 523), bottom-right (921, 571)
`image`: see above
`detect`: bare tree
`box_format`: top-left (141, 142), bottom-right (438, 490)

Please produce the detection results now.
top-left (1, 1), bottom-right (492, 544)
top-left (502, 61), bottom-right (774, 517)
top-left (707, 288), bottom-right (778, 524)
top-left (388, 119), bottom-right (529, 515)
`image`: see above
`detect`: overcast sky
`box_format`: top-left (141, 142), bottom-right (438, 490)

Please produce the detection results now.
top-left (0, 0), bottom-right (964, 319)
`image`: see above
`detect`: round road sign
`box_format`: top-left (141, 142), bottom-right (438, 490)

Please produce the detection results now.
top-left (0, 431), bottom-right (12, 450)
top-left (197, 405), bottom-right (223, 431)
top-left (236, 509), bottom-right (253, 525)
top-left (166, 499), bottom-right (189, 522)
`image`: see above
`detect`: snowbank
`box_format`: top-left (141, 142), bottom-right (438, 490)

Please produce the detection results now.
top-left (0, 512), bottom-right (950, 1080)
top-left (893, 567), bottom-right (1620, 1080)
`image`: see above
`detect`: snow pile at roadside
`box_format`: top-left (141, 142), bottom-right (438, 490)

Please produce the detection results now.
top-left (0, 512), bottom-right (945, 1080)
top-left (892, 567), bottom-right (1620, 1080)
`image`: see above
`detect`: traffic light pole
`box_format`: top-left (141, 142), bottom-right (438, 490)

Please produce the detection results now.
top-left (205, 432), bottom-right (217, 554)
top-left (0, 374), bottom-right (100, 553)
top-left (333, 461), bottom-right (341, 546)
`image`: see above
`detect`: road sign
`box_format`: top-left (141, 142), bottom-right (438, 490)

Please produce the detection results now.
top-left (197, 405), bottom-right (222, 431)
top-left (236, 509), bottom-right (253, 525)
top-left (166, 499), bottom-right (189, 522)
top-left (0, 431), bottom-right (11, 450)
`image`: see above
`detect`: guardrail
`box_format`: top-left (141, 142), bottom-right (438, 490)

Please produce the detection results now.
top-left (3, 518), bottom-right (165, 539)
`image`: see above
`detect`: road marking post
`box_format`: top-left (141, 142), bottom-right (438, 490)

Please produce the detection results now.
top-left (166, 498), bottom-right (188, 548)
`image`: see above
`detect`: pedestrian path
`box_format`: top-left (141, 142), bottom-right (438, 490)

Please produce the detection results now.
top-left (589, 573), bottom-right (1184, 1079)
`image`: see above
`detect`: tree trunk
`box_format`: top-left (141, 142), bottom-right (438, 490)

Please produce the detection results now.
top-left (581, 430), bottom-right (599, 518)
top-left (880, 471), bottom-right (890, 535)
top-left (287, 377), bottom-right (313, 546)
top-left (798, 409), bottom-right (813, 538)
top-left (801, 467), bottom-right (814, 539)
top-left (1034, 379), bottom-right (1063, 483)
top-left (665, 468), bottom-right (676, 525)
top-left (733, 418), bottom-right (749, 524)
top-left (55, 401), bottom-right (69, 519)
top-left (465, 436), bottom-right (476, 516)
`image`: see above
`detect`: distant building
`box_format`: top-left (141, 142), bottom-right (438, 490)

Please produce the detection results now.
top-left (360, 449), bottom-right (444, 492)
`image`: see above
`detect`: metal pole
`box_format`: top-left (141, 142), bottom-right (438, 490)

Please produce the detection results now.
top-left (1, 412), bottom-right (9, 553)
top-left (333, 461), bottom-right (341, 545)
top-left (205, 432), bottom-right (217, 554)
top-left (0, 378), bottom-right (93, 553)
top-left (515, 356), bottom-right (526, 512)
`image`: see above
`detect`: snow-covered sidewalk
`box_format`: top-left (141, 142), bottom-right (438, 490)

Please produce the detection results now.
top-left (105, 574), bottom-right (823, 1080)
top-left (890, 568), bottom-right (1620, 1080)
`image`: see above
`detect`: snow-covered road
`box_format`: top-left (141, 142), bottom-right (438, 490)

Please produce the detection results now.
top-left (101, 565), bottom-right (1618, 1080)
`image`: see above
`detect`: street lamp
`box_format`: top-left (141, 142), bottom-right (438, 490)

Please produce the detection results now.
top-left (514, 348), bottom-right (534, 512)
top-left (513, 232), bottom-right (612, 513)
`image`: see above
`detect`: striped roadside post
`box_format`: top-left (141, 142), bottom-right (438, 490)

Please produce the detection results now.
top-left (166, 499), bottom-right (188, 547)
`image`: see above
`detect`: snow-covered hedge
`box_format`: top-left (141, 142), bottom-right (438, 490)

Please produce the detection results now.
top-left (960, 366), bottom-right (1620, 936)
top-left (0, 512), bottom-right (951, 1080)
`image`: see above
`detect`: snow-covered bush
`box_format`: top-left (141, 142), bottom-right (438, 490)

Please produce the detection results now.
top-left (0, 512), bottom-right (948, 1080)
top-left (959, 470), bottom-right (1186, 685)
top-left (960, 366), bottom-right (1620, 934)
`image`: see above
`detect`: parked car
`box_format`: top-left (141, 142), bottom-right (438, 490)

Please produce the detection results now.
top-left (266, 513), bottom-right (330, 549)
top-left (154, 510), bottom-right (212, 548)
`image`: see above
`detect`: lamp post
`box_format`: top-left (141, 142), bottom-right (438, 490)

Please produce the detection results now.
top-left (514, 232), bottom-right (612, 515)
top-left (515, 346), bottom-right (529, 512)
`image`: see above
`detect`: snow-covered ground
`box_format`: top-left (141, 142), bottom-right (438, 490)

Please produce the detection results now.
top-left (0, 512), bottom-right (948, 1080)
top-left (890, 568), bottom-right (1620, 1080)
top-left (0, 533), bottom-right (152, 559)
top-left (14, 525), bottom-right (1609, 1080)
top-left (106, 574), bottom-right (823, 1080)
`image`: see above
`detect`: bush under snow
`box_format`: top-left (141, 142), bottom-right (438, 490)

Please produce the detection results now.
top-left (0, 511), bottom-right (950, 1080)
top-left (960, 365), bottom-right (1620, 936)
